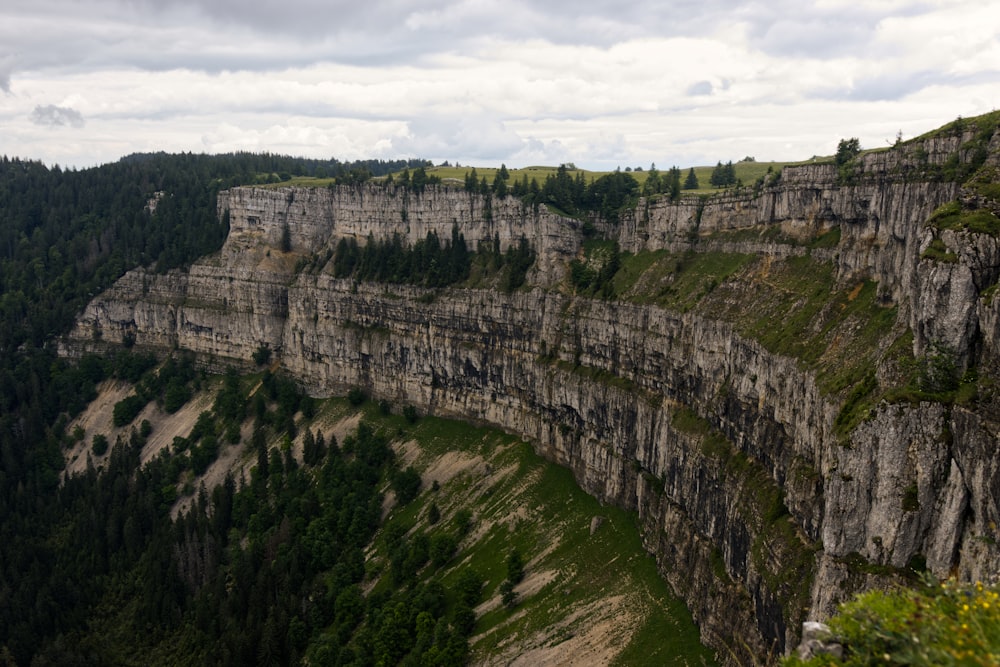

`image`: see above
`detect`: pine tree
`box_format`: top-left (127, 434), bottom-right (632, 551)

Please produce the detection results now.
top-left (710, 161), bottom-right (725, 188)
top-left (684, 167), bottom-right (699, 190)
top-left (643, 163), bottom-right (661, 196)
top-left (492, 172), bottom-right (507, 197)
top-left (464, 168), bottom-right (478, 192)
top-left (668, 166), bottom-right (681, 200)
top-left (724, 161), bottom-right (736, 186)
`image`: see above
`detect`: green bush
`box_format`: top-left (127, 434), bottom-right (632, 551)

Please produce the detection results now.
top-left (403, 405), bottom-right (419, 424)
top-left (500, 579), bottom-right (518, 608)
top-left (91, 434), bottom-right (109, 456)
top-left (112, 393), bottom-right (147, 427)
top-left (506, 549), bottom-right (525, 585)
top-left (391, 466), bottom-right (422, 505)
top-left (163, 378), bottom-right (192, 413)
top-left (784, 578), bottom-right (1000, 666)
top-left (454, 569), bottom-right (484, 608)
top-left (252, 343), bottom-right (272, 366)
top-left (347, 387), bottom-right (367, 406)
top-left (921, 238), bottom-right (958, 263)
top-left (190, 436), bottom-right (219, 476)
top-left (429, 534), bottom-right (457, 568)
top-left (453, 508), bottom-right (473, 536)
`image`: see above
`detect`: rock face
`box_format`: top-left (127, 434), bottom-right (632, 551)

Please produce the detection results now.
top-left (62, 125), bottom-right (1000, 664)
top-left (218, 184), bottom-right (579, 284)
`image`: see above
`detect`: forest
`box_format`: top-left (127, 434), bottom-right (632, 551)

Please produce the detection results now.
top-left (330, 228), bottom-right (535, 292)
top-left (0, 146), bottom-right (675, 664)
top-left (0, 152), bottom-right (462, 666)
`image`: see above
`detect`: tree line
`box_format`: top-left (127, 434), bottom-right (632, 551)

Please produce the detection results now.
top-left (709, 161), bottom-right (738, 188)
top-left (333, 227), bottom-right (471, 288)
top-left (331, 227), bottom-right (535, 292)
top-left (494, 163), bottom-right (698, 222)
top-left (340, 161), bottom-right (706, 225)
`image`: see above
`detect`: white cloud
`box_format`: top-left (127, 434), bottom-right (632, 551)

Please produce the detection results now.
top-left (30, 104), bottom-right (85, 128)
top-left (0, 55), bottom-right (13, 93)
top-left (0, 0), bottom-right (995, 169)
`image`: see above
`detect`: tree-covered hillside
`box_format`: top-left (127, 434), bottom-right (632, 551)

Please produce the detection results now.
top-left (0, 151), bottom-right (708, 666)
top-left (0, 152), bottom-right (428, 665)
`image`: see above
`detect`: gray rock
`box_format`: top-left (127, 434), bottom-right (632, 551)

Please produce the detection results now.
top-left (60, 126), bottom-right (1000, 664)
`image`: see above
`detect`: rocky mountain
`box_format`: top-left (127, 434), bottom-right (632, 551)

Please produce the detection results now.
top-left (62, 113), bottom-right (1000, 663)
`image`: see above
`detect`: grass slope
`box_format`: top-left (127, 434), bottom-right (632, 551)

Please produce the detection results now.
top-left (72, 374), bottom-right (717, 665)
top-left (347, 401), bottom-right (717, 666)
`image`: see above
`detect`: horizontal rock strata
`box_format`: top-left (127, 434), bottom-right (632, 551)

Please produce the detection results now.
top-left (63, 128), bottom-right (1000, 663)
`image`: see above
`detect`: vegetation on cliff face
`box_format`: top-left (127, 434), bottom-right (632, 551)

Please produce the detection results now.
top-left (592, 247), bottom-right (901, 418)
top-left (329, 227), bottom-right (536, 292)
top-left (928, 200), bottom-right (1000, 236)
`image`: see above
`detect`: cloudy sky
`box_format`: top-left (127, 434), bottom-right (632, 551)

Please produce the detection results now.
top-left (1, 0), bottom-right (998, 171)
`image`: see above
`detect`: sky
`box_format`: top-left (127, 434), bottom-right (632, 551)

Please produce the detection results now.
top-left (1, 0), bottom-right (998, 171)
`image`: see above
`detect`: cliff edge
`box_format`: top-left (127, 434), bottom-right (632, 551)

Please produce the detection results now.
top-left (62, 113), bottom-right (1000, 663)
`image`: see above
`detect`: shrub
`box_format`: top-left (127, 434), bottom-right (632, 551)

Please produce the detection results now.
top-left (429, 534), bottom-right (456, 568)
top-left (500, 580), bottom-right (518, 609)
top-left (506, 549), bottom-right (525, 585)
top-left (163, 378), bottom-right (192, 413)
top-left (252, 343), bottom-right (272, 366)
top-left (921, 238), bottom-right (958, 263)
top-left (452, 604), bottom-right (477, 636)
top-left (112, 394), bottom-right (147, 427)
top-left (347, 387), bottom-right (367, 406)
top-left (92, 434), bottom-right (109, 456)
top-left (403, 405), bottom-right (419, 424)
top-left (300, 395), bottom-right (317, 419)
top-left (835, 138), bottom-right (861, 166)
top-left (454, 569), bottom-right (484, 608)
top-left (783, 577), bottom-right (1000, 666)
top-left (454, 508), bottom-right (473, 536)
top-left (191, 436), bottom-right (219, 476)
top-left (392, 466), bottom-right (422, 505)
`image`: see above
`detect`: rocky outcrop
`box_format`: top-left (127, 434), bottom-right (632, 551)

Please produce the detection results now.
top-left (218, 184), bottom-right (580, 284)
top-left (62, 123), bottom-right (1000, 664)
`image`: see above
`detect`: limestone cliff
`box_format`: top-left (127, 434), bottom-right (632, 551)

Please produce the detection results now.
top-left (62, 115), bottom-right (1000, 663)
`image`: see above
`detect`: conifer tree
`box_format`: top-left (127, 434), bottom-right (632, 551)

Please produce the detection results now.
top-left (684, 167), bottom-right (699, 190)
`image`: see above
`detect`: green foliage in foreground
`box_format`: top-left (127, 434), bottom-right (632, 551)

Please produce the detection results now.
top-left (784, 578), bottom-right (1000, 666)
